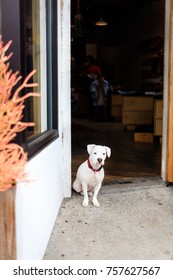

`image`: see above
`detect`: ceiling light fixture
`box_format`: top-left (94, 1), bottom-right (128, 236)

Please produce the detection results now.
top-left (95, 18), bottom-right (108, 26)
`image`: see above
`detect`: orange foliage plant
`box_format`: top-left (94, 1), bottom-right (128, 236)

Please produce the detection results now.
top-left (0, 36), bottom-right (40, 191)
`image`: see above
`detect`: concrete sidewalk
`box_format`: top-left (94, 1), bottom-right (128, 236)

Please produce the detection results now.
top-left (44, 177), bottom-right (173, 260)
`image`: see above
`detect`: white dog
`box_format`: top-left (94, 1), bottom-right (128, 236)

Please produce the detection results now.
top-left (73, 144), bottom-right (111, 207)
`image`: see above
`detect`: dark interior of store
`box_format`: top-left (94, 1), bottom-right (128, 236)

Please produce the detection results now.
top-left (71, 0), bottom-right (164, 183)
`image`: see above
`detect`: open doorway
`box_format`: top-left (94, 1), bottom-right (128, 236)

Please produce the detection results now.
top-left (71, 0), bottom-right (164, 183)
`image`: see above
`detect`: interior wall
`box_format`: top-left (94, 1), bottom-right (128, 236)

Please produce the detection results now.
top-left (86, 1), bottom-right (165, 89)
top-left (120, 0), bottom-right (164, 89)
top-left (100, 46), bottom-right (121, 83)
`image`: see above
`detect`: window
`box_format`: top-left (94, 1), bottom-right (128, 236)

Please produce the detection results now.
top-left (20, 0), bottom-right (58, 157)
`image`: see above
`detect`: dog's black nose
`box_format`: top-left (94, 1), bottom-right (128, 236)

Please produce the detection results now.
top-left (97, 158), bottom-right (102, 163)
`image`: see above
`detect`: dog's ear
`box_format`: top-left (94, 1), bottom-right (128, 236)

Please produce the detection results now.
top-left (104, 146), bottom-right (111, 158)
top-left (87, 144), bottom-right (96, 154)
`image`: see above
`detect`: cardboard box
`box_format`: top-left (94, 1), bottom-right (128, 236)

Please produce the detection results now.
top-left (154, 99), bottom-right (163, 118)
top-left (154, 119), bottom-right (163, 136)
top-left (123, 96), bottom-right (153, 111)
top-left (126, 125), bottom-right (136, 131)
top-left (123, 111), bottom-right (153, 125)
top-left (111, 105), bottom-right (122, 117)
top-left (111, 95), bottom-right (124, 105)
top-left (134, 132), bottom-right (153, 143)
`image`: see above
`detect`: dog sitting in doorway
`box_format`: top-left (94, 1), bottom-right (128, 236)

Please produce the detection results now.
top-left (73, 144), bottom-right (111, 207)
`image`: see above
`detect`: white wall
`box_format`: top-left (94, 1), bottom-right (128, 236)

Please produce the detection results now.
top-left (16, 140), bottom-right (64, 260)
top-left (58, 0), bottom-right (71, 198)
top-left (15, 0), bottom-right (71, 260)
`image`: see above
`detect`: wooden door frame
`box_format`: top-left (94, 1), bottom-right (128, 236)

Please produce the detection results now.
top-left (162, 0), bottom-right (173, 182)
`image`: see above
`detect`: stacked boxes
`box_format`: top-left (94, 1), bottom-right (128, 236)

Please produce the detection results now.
top-left (154, 99), bottom-right (163, 136)
top-left (122, 96), bottom-right (154, 126)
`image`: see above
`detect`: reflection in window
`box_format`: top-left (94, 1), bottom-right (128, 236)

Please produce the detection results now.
top-left (22, 0), bottom-right (47, 140)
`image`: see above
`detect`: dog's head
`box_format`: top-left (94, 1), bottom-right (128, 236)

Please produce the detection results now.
top-left (87, 144), bottom-right (111, 167)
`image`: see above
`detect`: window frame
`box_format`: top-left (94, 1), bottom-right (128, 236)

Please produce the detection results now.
top-left (20, 0), bottom-right (59, 159)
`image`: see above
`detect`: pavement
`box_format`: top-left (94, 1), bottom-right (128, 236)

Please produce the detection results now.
top-left (44, 177), bottom-right (173, 260)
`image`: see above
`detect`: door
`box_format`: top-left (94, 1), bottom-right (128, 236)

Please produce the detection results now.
top-left (162, 0), bottom-right (173, 182)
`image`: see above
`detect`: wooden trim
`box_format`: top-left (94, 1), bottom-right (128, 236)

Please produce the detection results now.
top-left (167, 0), bottom-right (173, 182)
top-left (161, 0), bottom-right (173, 181)
top-left (0, 189), bottom-right (16, 260)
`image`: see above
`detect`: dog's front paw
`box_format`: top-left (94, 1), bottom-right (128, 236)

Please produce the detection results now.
top-left (82, 199), bottom-right (89, 208)
top-left (92, 199), bottom-right (100, 207)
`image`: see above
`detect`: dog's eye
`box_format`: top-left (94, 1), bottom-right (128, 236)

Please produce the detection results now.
top-left (103, 153), bottom-right (105, 155)
top-left (94, 152), bottom-right (97, 154)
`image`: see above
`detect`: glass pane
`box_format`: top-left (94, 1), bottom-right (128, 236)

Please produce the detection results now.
top-left (23, 0), bottom-right (47, 140)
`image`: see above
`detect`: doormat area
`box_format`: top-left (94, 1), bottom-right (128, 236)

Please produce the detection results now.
top-left (102, 176), bottom-right (164, 187)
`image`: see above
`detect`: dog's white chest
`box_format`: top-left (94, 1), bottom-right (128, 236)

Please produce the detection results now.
top-left (78, 160), bottom-right (104, 182)
top-left (88, 170), bottom-right (103, 186)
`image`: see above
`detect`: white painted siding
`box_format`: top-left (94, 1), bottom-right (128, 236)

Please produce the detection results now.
top-left (15, 0), bottom-right (71, 260)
